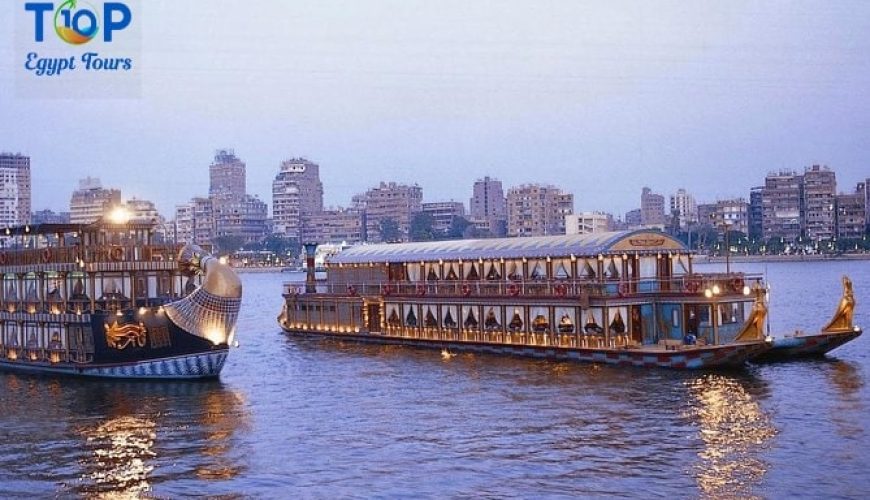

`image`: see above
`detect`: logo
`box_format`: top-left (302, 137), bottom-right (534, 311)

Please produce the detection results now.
top-left (25, 1), bottom-right (132, 44)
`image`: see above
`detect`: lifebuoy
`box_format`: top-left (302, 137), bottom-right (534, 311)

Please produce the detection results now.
top-left (0, 252), bottom-right (7, 266)
top-left (731, 277), bottom-right (744, 292)
top-left (41, 248), bottom-right (52, 263)
top-left (618, 282), bottom-right (629, 296)
top-left (685, 279), bottom-right (701, 294)
top-left (383, 284), bottom-right (393, 296)
top-left (554, 284), bottom-right (567, 297)
top-left (416, 284), bottom-right (427, 297)
top-left (347, 285), bottom-right (357, 296)
top-left (507, 283), bottom-right (520, 296)
top-left (111, 247), bottom-right (124, 261)
top-left (461, 284), bottom-right (472, 297)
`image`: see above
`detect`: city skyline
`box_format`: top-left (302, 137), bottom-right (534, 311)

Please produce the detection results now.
top-left (2, 1), bottom-right (869, 217)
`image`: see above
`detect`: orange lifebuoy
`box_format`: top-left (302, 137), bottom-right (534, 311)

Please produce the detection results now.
top-left (554, 284), bottom-right (567, 297)
top-left (347, 285), bottom-right (357, 296)
top-left (416, 284), bottom-right (427, 297)
top-left (383, 284), bottom-right (393, 296)
top-left (507, 283), bottom-right (520, 296)
top-left (731, 277), bottom-right (745, 292)
top-left (0, 252), bottom-right (7, 266)
top-left (111, 247), bottom-right (124, 261)
top-left (685, 279), bottom-right (701, 294)
top-left (41, 248), bottom-right (52, 263)
top-left (461, 284), bottom-right (472, 297)
top-left (618, 282), bottom-right (629, 296)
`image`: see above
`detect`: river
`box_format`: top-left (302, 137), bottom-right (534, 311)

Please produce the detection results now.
top-left (0, 260), bottom-right (867, 498)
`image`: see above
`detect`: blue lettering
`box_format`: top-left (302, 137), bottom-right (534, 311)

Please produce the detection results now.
top-left (103, 3), bottom-right (132, 42)
top-left (24, 3), bottom-right (53, 42)
top-left (24, 52), bottom-right (39, 71)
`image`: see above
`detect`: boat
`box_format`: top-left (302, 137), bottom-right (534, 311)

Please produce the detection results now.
top-left (755, 275), bottom-right (862, 361)
top-left (0, 219), bottom-right (242, 379)
top-left (275, 231), bottom-right (814, 369)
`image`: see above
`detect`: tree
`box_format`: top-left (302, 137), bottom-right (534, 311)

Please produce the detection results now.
top-left (447, 216), bottom-right (472, 239)
top-left (379, 217), bottom-right (402, 243)
top-left (410, 213), bottom-right (436, 241)
top-left (212, 235), bottom-right (245, 254)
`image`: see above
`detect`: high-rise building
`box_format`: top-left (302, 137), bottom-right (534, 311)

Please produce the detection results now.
top-left (802, 164), bottom-right (836, 241)
top-left (697, 203), bottom-right (716, 226)
top-left (422, 201), bottom-right (466, 234)
top-left (469, 176), bottom-right (507, 236)
top-left (506, 184), bottom-right (574, 237)
top-left (175, 197), bottom-right (214, 247)
top-left (565, 212), bottom-right (614, 235)
top-left (301, 208), bottom-right (366, 244)
top-left (624, 209), bottom-right (642, 228)
top-left (669, 188), bottom-right (697, 230)
top-left (0, 153), bottom-right (32, 227)
top-left (209, 149), bottom-right (246, 200)
top-left (641, 187), bottom-right (666, 227)
top-left (213, 195), bottom-right (269, 243)
top-left (710, 198), bottom-right (750, 235)
top-left (358, 182), bottom-right (423, 243)
top-left (836, 182), bottom-right (866, 240)
top-left (272, 158), bottom-right (324, 238)
top-left (748, 186), bottom-right (764, 240)
top-left (761, 171), bottom-right (803, 242)
top-left (32, 209), bottom-right (70, 225)
top-left (69, 177), bottom-right (121, 224)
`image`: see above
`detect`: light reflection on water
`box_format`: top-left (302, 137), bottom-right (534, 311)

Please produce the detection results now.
top-left (684, 373), bottom-right (776, 499)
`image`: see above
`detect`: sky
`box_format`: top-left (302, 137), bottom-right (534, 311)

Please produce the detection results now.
top-left (1, 0), bottom-right (869, 218)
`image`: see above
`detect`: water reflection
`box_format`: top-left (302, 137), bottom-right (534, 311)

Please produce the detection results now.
top-left (825, 360), bottom-right (865, 441)
top-left (66, 381), bottom-right (250, 498)
top-left (685, 373), bottom-right (776, 499)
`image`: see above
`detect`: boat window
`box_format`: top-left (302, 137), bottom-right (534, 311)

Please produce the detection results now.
top-left (386, 304), bottom-right (401, 326)
top-left (531, 306), bottom-right (549, 332)
top-left (404, 306), bottom-right (418, 327)
top-left (698, 305), bottom-right (712, 326)
top-left (424, 305), bottom-right (438, 327)
top-left (606, 258), bottom-right (620, 280)
top-left (463, 261), bottom-right (480, 281)
top-left (719, 302), bottom-right (744, 325)
top-left (444, 262), bottom-right (459, 281)
top-left (609, 307), bottom-right (627, 334)
top-left (506, 261), bottom-right (521, 281)
top-left (553, 259), bottom-right (571, 279)
top-left (639, 257), bottom-right (657, 279)
top-left (674, 255), bottom-right (691, 275)
top-left (484, 306), bottom-right (502, 330)
top-left (556, 307), bottom-right (575, 333)
top-left (425, 263), bottom-right (441, 281)
top-left (407, 263), bottom-right (422, 282)
top-left (508, 307), bottom-right (524, 332)
top-left (484, 261), bottom-right (501, 280)
top-left (529, 260), bottom-right (547, 280)
top-left (442, 305), bottom-right (458, 328)
top-left (584, 308), bottom-right (604, 334)
top-left (463, 306), bottom-right (479, 328)
top-left (580, 260), bottom-right (596, 280)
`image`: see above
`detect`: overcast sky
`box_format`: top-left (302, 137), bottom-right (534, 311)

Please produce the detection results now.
top-left (1, 0), bottom-right (869, 218)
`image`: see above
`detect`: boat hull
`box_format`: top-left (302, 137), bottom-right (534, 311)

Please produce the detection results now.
top-left (755, 329), bottom-right (862, 361)
top-left (0, 348), bottom-right (228, 379)
top-left (282, 329), bottom-right (771, 369)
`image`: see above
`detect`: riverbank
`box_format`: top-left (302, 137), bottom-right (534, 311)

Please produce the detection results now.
top-left (700, 253), bottom-right (870, 264)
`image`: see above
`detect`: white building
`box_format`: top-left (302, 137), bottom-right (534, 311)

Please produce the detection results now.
top-left (69, 177), bottom-right (121, 224)
top-left (565, 212), bottom-right (614, 235)
top-left (0, 153), bottom-right (31, 227)
top-left (669, 188), bottom-right (698, 229)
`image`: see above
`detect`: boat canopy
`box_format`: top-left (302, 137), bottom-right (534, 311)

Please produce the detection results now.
top-left (328, 230), bottom-right (688, 265)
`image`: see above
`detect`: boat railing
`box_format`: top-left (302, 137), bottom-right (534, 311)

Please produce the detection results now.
top-left (0, 244), bottom-right (182, 267)
top-left (283, 272), bottom-right (765, 299)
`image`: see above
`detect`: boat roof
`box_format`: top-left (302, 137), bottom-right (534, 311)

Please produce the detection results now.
top-left (2, 219), bottom-right (156, 236)
top-left (329, 230), bottom-right (688, 265)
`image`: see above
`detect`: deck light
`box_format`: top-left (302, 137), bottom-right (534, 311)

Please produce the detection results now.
top-left (743, 286), bottom-right (751, 296)
top-left (704, 288), bottom-right (713, 298)
top-left (712, 285), bottom-right (721, 295)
